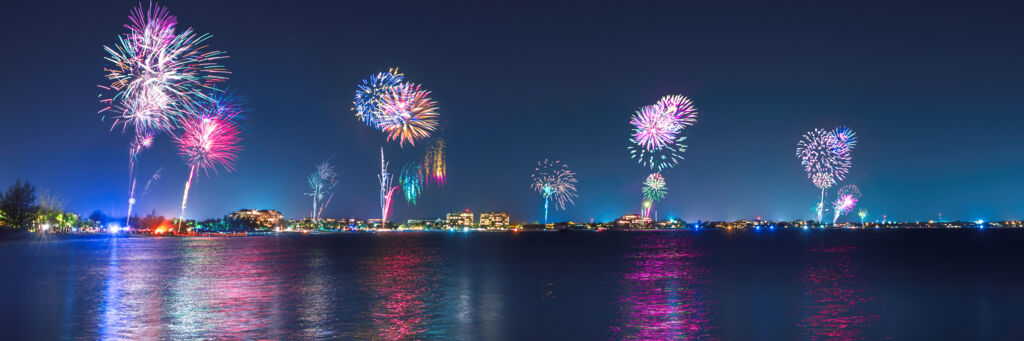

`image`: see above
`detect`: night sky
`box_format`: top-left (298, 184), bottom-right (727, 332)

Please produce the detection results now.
top-left (1, 0), bottom-right (1021, 223)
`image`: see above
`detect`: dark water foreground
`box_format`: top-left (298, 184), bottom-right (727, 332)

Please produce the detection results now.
top-left (1, 229), bottom-right (1022, 340)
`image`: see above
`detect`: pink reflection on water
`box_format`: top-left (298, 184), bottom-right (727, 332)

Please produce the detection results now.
top-left (363, 240), bottom-right (438, 340)
top-left (798, 246), bottom-right (879, 341)
top-left (163, 239), bottom-right (289, 339)
top-left (612, 235), bottom-right (714, 340)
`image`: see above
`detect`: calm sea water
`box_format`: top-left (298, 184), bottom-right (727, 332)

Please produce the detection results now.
top-left (2, 229), bottom-right (1023, 340)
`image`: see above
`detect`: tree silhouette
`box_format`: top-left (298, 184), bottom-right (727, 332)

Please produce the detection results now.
top-left (0, 180), bottom-right (38, 229)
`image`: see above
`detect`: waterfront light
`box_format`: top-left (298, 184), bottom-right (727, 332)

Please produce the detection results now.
top-left (108, 224), bottom-right (120, 234)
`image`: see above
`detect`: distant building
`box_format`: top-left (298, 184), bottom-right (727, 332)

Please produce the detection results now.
top-left (228, 209), bottom-right (284, 230)
top-left (446, 210), bottom-right (474, 227)
top-left (615, 214), bottom-right (651, 228)
top-left (479, 212), bottom-right (510, 229)
top-left (407, 218), bottom-right (444, 229)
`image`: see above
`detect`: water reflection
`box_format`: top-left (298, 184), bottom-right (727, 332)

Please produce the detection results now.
top-left (166, 239), bottom-right (290, 339)
top-left (298, 247), bottom-right (339, 339)
top-left (362, 238), bottom-right (443, 339)
top-left (612, 234), bottom-right (713, 340)
top-left (798, 245), bottom-right (879, 340)
top-left (98, 239), bottom-right (172, 339)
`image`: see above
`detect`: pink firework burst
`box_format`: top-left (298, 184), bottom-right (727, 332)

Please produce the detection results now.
top-left (175, 115), bottom-right (242, 174)
top-left (654, 94), bottom-right (698, 127)
top-left (630, 104), bottom-right (680, 151)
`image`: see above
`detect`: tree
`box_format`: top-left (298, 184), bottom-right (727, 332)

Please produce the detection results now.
top-left (36, 190), bottom-right (66, 232)
top-left (0, 180), bottom-right (38, 229)
top-left (88, 210), bottom-right (109, 225)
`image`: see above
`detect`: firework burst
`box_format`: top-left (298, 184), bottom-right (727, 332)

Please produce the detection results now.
top-left (832, 185), bottom-right (862, 224)
top-left (641, 172), bottom-right (667, 219)
top-left (797, 128), bottom-right (851, 223)
top-left (811, 172), bottom-right (835, 190)
top-left (353, 68), bottom-right (404, 129)
top-left (642, 172), bottom-right (667, 202)
top-left (400, 162), bottom-right (423, 205)
top-left (630, 105), bottom-right (681, 151)
top-left (655, 94), bottom-right (698, 126)
top-left (175, 115), bottom-right (241, 227)
top-left (102, 2), bottom-right (231, 230)
top-left (307, 161), bottom-right (338, 222)
top-left (422, 139), bottom-right (447, 186)
top-left (796, 129), bottom-right (851, 181)
top-left (176, 116), bottom-right (241, 174)
top-left (531, 159), bottom-right (579, 223)
top-left (100, 2), bottom-right (229, 134)
top-left (627, 94), bottom-right (699, 171)
top-left (378, 83), bottom-right (439, 146)
top-left (831, 126), bottom-right (857, 156)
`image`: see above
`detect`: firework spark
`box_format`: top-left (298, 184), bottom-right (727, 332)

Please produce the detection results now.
top-left (400, 162), bottom-right (423, 205)
top-left (353, 68), bottom-right (404, 129)
top-left (377, 83), bottom-right (439, 146)
top-left (832, 185), bottom-right (862, 224)
top-left (175, 115), bottom-right (242, 228)
top-left (531, 159), bottom-right (579, 223)
top-left (421, 139), bottom-right (447, 187)
top-left (306, 161), bottom-right (338, 222)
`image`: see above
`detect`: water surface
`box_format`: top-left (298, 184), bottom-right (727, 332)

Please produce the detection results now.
top-left (2, 229), bottom-right (1022, 340)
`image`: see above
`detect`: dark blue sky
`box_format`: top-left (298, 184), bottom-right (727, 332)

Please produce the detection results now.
top-left (1, 0), bottom-right (1021, 223)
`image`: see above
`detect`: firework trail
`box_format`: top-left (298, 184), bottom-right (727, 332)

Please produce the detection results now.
top-left (175, 115), bottom-right (241, 230)
top-left (858, 209), bottom-right (869, 226)
top-left (400, 162), bottom-right (423, 205)
top-left (832, 185), bottom-right (862, 224)
top-left (531, 159), bottom-right (579, 223)
top-left (797, 128), bottom-right (851, 223)
top-left (353, 68), bottom-right (404, 129)
top-left (641, 172), bottom-right (667, 219)
top-left (378, 83), bottom-right (439, 147)
top-left (306, 161), bottom-right (338, 222)
top-left (378, 148), bottom-right (396, 226)
top-left (126, 132), bottom-right (153, 224)
top-left (627, 94), bottom-right (699, 171)
top-left (422, 139), bottom-right (447, 186)
top-left (142, 167), bottom-right (163, 197)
